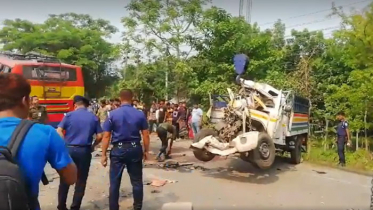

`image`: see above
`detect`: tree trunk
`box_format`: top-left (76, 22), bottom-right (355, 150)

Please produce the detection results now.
top-left (356, 131), bottom-right (359, 150)
top-left (324, 119), bottom-right (329, 151)
top-left (364, 108), bottom-right (368, 151)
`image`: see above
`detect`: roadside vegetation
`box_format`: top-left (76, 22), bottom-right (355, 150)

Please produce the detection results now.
top-left (1, 0), bottom-right (372, 172)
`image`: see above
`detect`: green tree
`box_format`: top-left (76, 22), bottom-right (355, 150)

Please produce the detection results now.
top-left (0, 13), bottom-right (120, 97)
top-left (121, 0), bottom-right (208, 101)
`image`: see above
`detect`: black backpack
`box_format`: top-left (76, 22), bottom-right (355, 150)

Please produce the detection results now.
top-left (0, 119), bottom-right (36, 210)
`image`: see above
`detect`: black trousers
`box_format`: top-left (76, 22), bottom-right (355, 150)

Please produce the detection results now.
top-left (109, 142), bottom-right (143, 210)
top-left (172, 120), bottom-right (180, 139)
top-left (337, 136), bottom-right (346, 164)
top-left (58, 147), bottom-right (92, 210)
top-left (156, 127), bottom-right (168, 157)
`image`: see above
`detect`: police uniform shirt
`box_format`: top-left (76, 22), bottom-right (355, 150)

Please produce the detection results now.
top-left (102, 104), bottom-right (148, 143)
top-left (337, 121), bottom-right (348, 136)
top-left (58, 107), bottom-right (103, 146)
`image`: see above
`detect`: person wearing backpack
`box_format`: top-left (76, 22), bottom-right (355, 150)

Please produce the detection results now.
top-left (56, 95), bottom-right (103, 210)
top-left (0, 73), bottom-right (77, 210)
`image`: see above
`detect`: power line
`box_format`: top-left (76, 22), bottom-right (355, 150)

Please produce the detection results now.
top-left (284, 17), bottom-right (339, 30)
top-left (283, 26), bottom-right (341, 38)
top-left (259, 0), bottom-right (371, 27)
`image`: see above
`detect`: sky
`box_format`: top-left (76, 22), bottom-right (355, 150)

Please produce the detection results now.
top-left (1, 0), bottom-right (371, 44)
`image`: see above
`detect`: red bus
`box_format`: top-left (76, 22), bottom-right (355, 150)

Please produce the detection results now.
top-left (0, 52), bottom-right (85, 127)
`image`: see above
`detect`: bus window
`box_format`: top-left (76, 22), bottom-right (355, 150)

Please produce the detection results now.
top-left (22, 65), bottom-right (77, 81)
top-left (1, 65), bottom-right (12, 73)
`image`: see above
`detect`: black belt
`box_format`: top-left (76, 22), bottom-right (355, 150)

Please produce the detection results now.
top-left (67, 145), bottom-right (91, 148)
top-left (112, 141), bottom-right (141, 147)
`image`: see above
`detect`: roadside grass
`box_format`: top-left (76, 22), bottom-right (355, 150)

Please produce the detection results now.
top-left (303, 142), bottom-right (373, 173)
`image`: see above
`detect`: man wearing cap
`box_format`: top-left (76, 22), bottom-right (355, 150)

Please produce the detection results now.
top-left (56, 95), bottom-right (103, 210)
top-left (101, 89), bottom-right (150, 210)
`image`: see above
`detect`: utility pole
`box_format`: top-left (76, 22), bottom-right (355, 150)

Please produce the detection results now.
top-left (165, 46), bottom-right (169, 101)
top-left (239, 0), bottom-right (252, 24)
top-left (239, 0), bottom-right (244, 18)
top-left (246, 0), bottom-right (252, 24)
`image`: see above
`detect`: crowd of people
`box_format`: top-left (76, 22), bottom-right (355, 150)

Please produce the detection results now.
top-left (0, 72), bottom-right (206, 210)
top-left (90, 98), bottom-right (204, 140)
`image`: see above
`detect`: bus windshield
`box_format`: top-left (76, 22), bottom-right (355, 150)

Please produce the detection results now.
top-left (22, 65), bottom-right (77, 81)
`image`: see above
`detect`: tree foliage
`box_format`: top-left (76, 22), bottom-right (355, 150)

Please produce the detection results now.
top-left (119, 1), bottom-right (373, 146)
top-left (0, 13), bottom-right (120, 97)
top-left (1, 2), bottom-right (373, 149)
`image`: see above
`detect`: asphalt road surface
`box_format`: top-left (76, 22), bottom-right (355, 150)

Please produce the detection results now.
top-left (40, 136), bottom-right (372, 210)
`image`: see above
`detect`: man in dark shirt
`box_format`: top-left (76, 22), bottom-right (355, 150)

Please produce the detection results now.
top-left (336, 111), bottom-right (350, 167)
top-left (101, 89), bottom-right (150, 210)
top-left (56, 95), bottom-right (103, 210)
top-left (156, 122), bottom-right (176, 161)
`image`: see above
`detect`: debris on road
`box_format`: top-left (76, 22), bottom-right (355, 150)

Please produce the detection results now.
top-left (312, 170), bottom-right (327, 174)
top-left (162, 202), bottom-right (193, 210)
top-left (163, 160), bottom-right (180, 168)
top-left (151, 189), bottom-right (161, 193)
top-left (150, 179), bottom-right (167, 187)
top-left (149, 178), bottom-right (178, 187)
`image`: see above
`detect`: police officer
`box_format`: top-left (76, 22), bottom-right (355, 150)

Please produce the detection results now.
top-left (56, 95), bottom-right (103, 210)
top-left (101, 89), bottom-right (150, 210)
top-left (29, 95), bottom-right (48, 124)
top-left (336, 111), bottom-right (351, 167)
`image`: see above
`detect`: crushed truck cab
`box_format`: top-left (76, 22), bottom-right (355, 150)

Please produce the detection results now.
top-left (190, 54), bottom-right (310, 170)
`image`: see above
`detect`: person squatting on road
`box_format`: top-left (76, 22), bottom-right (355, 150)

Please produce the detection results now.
top-left (336, 111), bottom-right (351, 167)
top-left (0, 73), bottom-right (77, 210)
top-left (100, 89), bottom-right (150, 210)
top-left (56, 95), bottom-right (103, 210)
top-left (156, 122), bottom-right (177, 162)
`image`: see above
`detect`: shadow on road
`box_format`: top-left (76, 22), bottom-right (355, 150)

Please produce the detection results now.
top-left (200, 156), bottom-right (297, 185)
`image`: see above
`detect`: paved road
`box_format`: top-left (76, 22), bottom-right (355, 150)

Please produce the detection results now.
top-left (40, 137), bottom-right (372, 210)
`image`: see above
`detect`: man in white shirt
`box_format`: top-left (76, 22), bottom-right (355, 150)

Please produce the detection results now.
top-left (191, 104), bottom-right (203, 136)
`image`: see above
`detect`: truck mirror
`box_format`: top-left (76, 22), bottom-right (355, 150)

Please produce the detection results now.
top-left (284, 105), bottom-right (292, 112)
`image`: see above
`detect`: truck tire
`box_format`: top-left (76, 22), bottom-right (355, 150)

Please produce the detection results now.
top-left (192, 128), bottom-right (217, 162)
top-left (250, 132), bottom-right (276, 170)
top-left (290, 136), bottom-right (302, 164)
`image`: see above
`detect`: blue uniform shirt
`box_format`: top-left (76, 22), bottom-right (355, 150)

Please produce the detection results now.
top-left (0, 117), bottom-right (72, 210)
top-left (337, 120), bottom-right (348, 136)
top-left (103, 104), bottom-right (148, 143)
top-left (58, 107), bottom-right (103, 146)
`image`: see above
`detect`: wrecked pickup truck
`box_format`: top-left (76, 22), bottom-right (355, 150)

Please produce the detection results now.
top-left (191, 54), bottom-right (311, 170)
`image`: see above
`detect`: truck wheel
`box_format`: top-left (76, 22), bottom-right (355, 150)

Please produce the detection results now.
top-left (290, 137), bottom-right (302, 164)
top-left (250, 132), bottom-right (276, 170)
top-left (192, 128), bottom-right (218, 162)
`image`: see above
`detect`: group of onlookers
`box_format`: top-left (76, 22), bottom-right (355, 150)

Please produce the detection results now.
top-left (90, 98), bottom-right (204, 139)
top-left (145, 100), bottom-right (204, 139)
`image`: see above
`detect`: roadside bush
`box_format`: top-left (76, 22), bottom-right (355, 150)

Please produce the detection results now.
top-left (304, 141), bottom-right (373, 172)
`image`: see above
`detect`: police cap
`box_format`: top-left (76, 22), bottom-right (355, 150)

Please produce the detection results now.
top-left (73, 95), bottom-right (90, 106)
